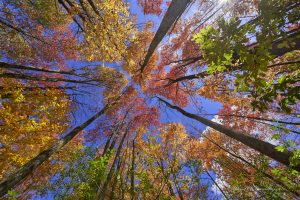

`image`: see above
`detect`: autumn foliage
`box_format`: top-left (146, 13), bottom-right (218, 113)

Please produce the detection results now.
top-left (0, 0), bottom-right (299, 199)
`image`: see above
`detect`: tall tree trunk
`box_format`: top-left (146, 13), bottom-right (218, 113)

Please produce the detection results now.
top-left (252, 120), bottom-right (300, 135)
top-left (158, 97), bottom-right (300, 172)
top-left (158, 160), bottom-right (176, 197)
top-left (140, 0), bottom-right (192, 72)
top-left (0, 99), bottom-right (120, 197)
top-left (0, 72), bottom-right (97, 86)
top-left (205, 170), bottom-right (229, 200)
top-left (102, 114), bottom-right (129, 156)
top-left (96, 128), bottom-right (129, 200)
top-left (60, 0), bottom-right (87, 23)
top-left (130, 139), bottom-right (135, 200)
top-left (167, 30), bottom-right (300, 85)
top-left (199, 131), bottom-right (300, 197)
top-left (86, 0), bottom-right (100, 15)
top-left (201, 113), bottom-right (300, 126)
top-left (0, 62), bottom-right (76, 76)
top-left (172, 174), bottom-right (184, 200)
top-left (0, 19), bottom-right (48, 43)
top-left (57, 0), bottom-right (85, 32)
top-left (102, 126), bottom-right (122, 156)
top-left (102, 132), bottom-right (115, 156)
top-left (109, 153), bottom-right (125, 200)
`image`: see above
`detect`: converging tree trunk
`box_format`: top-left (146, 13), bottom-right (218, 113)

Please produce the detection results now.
top-left (198, 130), bottom-right (299, 197)
top-left (130, 139), bottom-right (135, 200)
top-left (0, 62), bottom-right (75, 76)
top-left (167, 30), bottom-right (300, 85)
top-left (0, 73), bottom-right (97, 86)
top-left (140, 0), bottom-right (192, 72)
top-left (205, 170), bottom-right (229, 200)
top-left (0, 98), bottom-right (120, 197)
top-left (96, 128), bottom-right (129, 200)
top-left (158, 97), bottom-right (300, 172)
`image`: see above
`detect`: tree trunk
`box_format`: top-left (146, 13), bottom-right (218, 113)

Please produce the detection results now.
top-left (0, 72), bottom-right (97, 86)
top-left (102, 132), bottom-right (115, 156)
top-left (202, 113), bottom-right (300, 126)
top-left (109, 154), bottom-right (125, 200)
top-left (0, 62), bottom-right (75, 76)
top-left (86, 0), bottom-right (100, 15)
top-left (168, 30), bottom-right (300, 84)
top-left (0, 99), bottom-right (119, 197)
top-left (96, 128), bottom-right (129, 200)
top-left (158, 160), bottom-right (176, 197)
top-left (57, 0), bottom-right (85, 32)
top-left (158, 97), bottom-right (300, 172)
top-left (140, 0), bottom-right (192, 72)
top-left (172, 175), bottom-right (184, 200)
top-left (130, 139), bottom-right (135, 200)
top-left (205, 170), bottom-right (229, 200)
top-left (200, 131), bottom-right (300, 197)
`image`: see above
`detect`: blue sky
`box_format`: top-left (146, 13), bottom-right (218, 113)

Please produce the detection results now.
top-left (33, 1), bottom-right (224, 199)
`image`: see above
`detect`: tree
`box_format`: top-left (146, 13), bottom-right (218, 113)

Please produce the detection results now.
top-left (0, 95), bottom-right (121, 196)
top-left (1, 0), bottom-right (300, 198)
top-left (140, 0), bottom-right (192, 72)
top-left (57, 0), bottom-right (137, 62)
top-left (158, 97), bottom-right (300, 172)
top-left (137, 0), bottom-right (164, 15)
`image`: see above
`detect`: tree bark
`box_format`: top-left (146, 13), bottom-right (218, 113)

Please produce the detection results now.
top-left (96, 128), bottom-right (129, 200)
top-left (57, 0), bottom-right (85, 32)
top-left (158, 160), bottom-right (176, 197)
top-left (200, 132), bottom-right (299, 197)
top-left (0, 62), bottom-right (75, 76)
top-left (168, 30), bottom-right (300, 84)
top-left (102, 132), bottom-right (115, 156)
top-left (140, 0), bottom-right (192, 72)
top-left (0, 72), bottom-right (97, 86)
top-left (130, 139), bottom-right (135, 200)
top-left (0, 98), bottom-right (120, 197)
top-left (172, 174), bottom-right (184, 200)
top-left (205, 170), bottom-right (229, 200)
top-left (202, 113), bottom-right (300, 126)
top-left (158, 97), bottom-right (300, 172)
top-left (109, 153), bottom-right (125, 200)
top-left (86, 0), bottom-right (100, 15)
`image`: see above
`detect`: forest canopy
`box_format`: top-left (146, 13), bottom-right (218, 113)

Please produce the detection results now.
top-left (0, 0), bottom-right (299, 199)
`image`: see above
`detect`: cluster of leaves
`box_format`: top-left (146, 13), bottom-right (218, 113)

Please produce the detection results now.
top-left (137, 0), bottom-right (164, 15)
top-left (40, 147), bottom-right (113, 199)
top-left (0, 0), bottom-right (299, 199)
top-left (0, 80), bottom-right (71, 179)
top-left (193, 0), bottom-right (300, 112)
top-left (74, 0), bottom-right (138, 62)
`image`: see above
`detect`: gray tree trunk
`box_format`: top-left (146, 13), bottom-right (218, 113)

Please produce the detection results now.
top-left (0, 98), bottom-right (120, 197)
top-left (158, 97), bottom-right (300, 172)
top-left (140, 0), bottom-right (192, 72)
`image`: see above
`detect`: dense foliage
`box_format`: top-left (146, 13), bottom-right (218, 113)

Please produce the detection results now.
top-left (0, 0), bottom-right (299, 199)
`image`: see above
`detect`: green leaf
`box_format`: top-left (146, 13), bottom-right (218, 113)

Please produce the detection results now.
top-left (275, 145), bottom-right (285, 152)
top-left (271, 134), bottom-right (281, 140)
